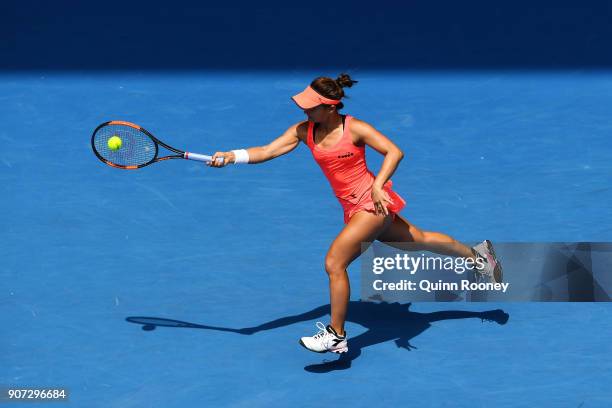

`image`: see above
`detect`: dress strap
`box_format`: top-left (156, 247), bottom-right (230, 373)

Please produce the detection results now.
top-left (342, 115), bottom-right (352, 143)
top-left (306, 121), bottom-right (315, 149)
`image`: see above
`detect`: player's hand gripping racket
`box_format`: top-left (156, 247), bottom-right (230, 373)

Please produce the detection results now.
top-left (91, 120), bottom-right (222, 169)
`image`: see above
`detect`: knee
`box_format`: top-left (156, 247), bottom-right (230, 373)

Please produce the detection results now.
top-left (420, 231), bottom-right (437, 244)
top-left (421, 231), bottom-right (453, 244)
top-left (324, 254), bottom-right (347, 278)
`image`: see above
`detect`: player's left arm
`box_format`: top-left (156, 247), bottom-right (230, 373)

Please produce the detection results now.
top-left (352, 118), bottom-right (404, 189)
top-left (351, 118), bottom-right (405, 215)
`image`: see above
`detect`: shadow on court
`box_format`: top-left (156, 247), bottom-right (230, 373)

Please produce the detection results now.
top-left (127, 301), bottom-right (509, 373)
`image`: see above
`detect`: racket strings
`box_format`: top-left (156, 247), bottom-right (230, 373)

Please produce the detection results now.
top-left (93, 124), bottom-right (157, 167)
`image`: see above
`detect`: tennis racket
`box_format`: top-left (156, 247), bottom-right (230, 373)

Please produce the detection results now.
top-left (91, 120), bottom-right (222, 169)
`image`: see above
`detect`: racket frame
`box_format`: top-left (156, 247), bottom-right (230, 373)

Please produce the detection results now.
top-left (91, 120), bottom-right (214, 170)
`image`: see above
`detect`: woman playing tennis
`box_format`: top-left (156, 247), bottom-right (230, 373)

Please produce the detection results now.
top-left (209, 74), bottom-right (502, 354)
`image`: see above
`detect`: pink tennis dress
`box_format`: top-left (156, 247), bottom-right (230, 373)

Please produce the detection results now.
top-left (306, 115), bottom-right (406, 224)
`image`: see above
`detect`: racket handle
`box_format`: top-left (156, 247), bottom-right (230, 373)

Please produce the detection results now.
top-left (184, 152), bottom-right (224, 164)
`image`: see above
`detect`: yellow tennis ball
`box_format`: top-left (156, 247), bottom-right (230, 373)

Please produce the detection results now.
top-left (107, 135), bottom-right (122, 151)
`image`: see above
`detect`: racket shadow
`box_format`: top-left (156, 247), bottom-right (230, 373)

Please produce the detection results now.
top-left (126, 301), bottom-right (509, 373)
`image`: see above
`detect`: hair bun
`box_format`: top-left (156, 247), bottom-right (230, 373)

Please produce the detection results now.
top-left (335, 73), bottom-right (358, 89)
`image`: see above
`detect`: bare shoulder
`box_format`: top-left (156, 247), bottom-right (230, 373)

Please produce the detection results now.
top-left (293, 120), bottom-right (310, 143)
top-left (347, 116), bottom-right (379, 144)
top-left (348, 117), bottom-right (377, 136)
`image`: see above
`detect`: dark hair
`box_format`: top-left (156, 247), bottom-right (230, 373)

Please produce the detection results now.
top-left (310, 73), bottom-right (358, 110)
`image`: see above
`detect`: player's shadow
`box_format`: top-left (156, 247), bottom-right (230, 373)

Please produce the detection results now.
top-left (126, 301), bottom-right (509, 373)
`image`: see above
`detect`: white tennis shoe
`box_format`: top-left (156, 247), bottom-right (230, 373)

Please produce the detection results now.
top-left (472, 240), bottom-right (503, 283)
top-left (299, 322), bottom-right (348, 354)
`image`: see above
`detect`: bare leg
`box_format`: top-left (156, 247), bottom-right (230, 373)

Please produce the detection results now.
top-left (377, 214), bottom-right (475, 259)
top-left (325, 211), bottom-right (393, 335)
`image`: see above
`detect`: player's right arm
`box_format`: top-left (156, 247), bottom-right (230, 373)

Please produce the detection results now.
top-left (210, 121), bottom-right (307, 167)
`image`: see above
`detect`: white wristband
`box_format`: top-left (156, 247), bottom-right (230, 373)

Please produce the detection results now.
top-left (231, 149), bottom-right (249, 164)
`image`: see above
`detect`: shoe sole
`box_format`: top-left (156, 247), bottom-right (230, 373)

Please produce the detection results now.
top-left (299, 339), bottom-right (348, 354)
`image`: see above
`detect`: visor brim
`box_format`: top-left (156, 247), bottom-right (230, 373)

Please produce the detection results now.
top-left (291, 93), bottom-right (321, 110)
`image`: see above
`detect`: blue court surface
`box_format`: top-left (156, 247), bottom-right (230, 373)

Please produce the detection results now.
top-left (2, 71), bottom-right (612, 407)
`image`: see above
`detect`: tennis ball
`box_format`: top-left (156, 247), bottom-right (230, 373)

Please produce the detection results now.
top-left (107, 135), bottom-right (122, 151)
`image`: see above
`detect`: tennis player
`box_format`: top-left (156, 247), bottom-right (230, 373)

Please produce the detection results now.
top-left (209, 74), bottom-right (502, 354)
